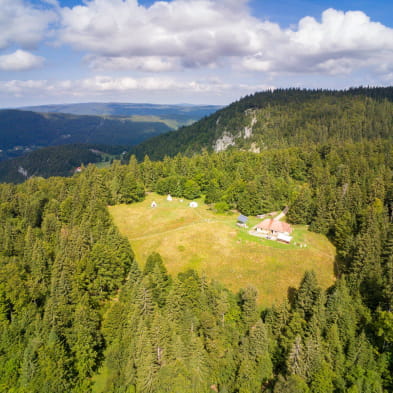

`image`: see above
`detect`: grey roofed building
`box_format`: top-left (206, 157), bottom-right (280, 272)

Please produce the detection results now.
top-left (237, 214), bottom-right (248, 224)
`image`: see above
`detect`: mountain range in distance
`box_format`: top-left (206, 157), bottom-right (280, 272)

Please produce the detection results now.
top-left (0, 102), bottom-right (221, 182)
top-left (0, 103), bottom-right (221, 159)
top-left (18, 102), bottom-right (222, 129)
top-left (0, 109), bottom-right (171, 160)
top-left (2, 86), bottom-right (393, 183)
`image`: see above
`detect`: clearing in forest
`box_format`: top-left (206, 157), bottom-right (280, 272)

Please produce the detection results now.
top-left (109, 194), bottom-right (336, 307)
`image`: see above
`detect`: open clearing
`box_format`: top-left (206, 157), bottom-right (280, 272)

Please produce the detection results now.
top-left (109, 194), bottom-right (336, 307)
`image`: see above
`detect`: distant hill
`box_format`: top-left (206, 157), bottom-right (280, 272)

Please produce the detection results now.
top-left (20, 102), bottom-right (222, 129)
top-left (0, 144), bottom-right (123, 183)
top-left (130, 86), bottom-right (393, 160)
top-left (0, 109), bottom-right (171, 161)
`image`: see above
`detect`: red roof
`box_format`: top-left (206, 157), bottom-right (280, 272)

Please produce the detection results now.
top-left (256, 219), bottom-right (293, 234)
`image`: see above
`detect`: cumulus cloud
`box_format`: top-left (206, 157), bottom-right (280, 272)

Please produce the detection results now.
top-left (57, 1), bottom-right (393, 78)
top-left (58, 0), bottom-right (262, 70)
top-left (0, 50), bottom-right (45, 71)
top-left (242, 9), bottom-right (393, 75)
top-left (0, 0), bottom-right (56, 50)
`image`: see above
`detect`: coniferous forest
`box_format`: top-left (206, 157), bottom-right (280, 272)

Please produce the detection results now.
top-left (0, 89), bottom-right (393, 392)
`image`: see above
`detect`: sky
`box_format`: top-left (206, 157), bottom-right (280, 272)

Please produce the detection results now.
top-left (1, 0), bottom-right (393, 107)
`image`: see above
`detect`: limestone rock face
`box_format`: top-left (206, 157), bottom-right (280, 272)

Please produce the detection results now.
top-left (213, 113), bottom-right (258, 152)
top-left (213, 132), bottom-right (236, 152)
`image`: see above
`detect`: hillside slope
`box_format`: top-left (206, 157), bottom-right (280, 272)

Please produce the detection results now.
top-left (0, 109), bottom-right (171, 161)
top-left (0, 138), bottom-right (392, 392)
top-left (131, 87), bottom-right (393, 160)
top-left (0, 144), bottom-right (122, 183)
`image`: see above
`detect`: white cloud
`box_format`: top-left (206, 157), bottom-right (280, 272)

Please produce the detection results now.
top-left (57, 2), bottom-right (393, 78)
top-left (243, 9), bottom-right (393, 75)
top-left (0, 0), bottom-right (56, 50)
top-left (0, 75), bottom-right (272, 99)
top-left (58, 0), bottom-right (262, 70)
top-left (86, 55), bottom-right (180, 72)
top-left (0, 50), bottom-right (45, 71)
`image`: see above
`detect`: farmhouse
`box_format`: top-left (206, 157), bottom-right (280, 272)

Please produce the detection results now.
top-left (256, 219), bottom-right (293, 242)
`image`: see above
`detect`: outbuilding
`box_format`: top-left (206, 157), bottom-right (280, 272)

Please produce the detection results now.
top-left (237, 214), bottom-right (248, 227)
top-left (277, 233), bottom-right (293, 244)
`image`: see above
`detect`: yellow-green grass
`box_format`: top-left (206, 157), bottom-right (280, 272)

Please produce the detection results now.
top-left (108, 194), bottom-right (336, 307)
top-left (130, 114), bottom-right (179, 129)
top-left (94, 161), bottom-right (111, 169)
top-left (92, 366), bottom-right (109, 393)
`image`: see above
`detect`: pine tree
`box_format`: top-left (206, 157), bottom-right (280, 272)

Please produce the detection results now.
top-left (287, 185), bottom-right (314, 224)
top-left (144, 253), bottom-right (171, 308)
top-left (36, 330), bottom-right (75, 393)
top-left (294, 271), bottom-right (321, 321)
top-left (309, 360), bottom-right (335, 393)
top-left (239, 286), bottom-right (259, 330)
top-left (273, 374), bottom-right (310, 393)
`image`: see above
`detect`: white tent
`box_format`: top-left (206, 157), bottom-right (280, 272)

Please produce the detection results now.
top-left (189, 201), bottom-right (198, 208)
top-left (151, 201), bottom-right (157, 208)
top-left (167, 194), bottom-right (172, 201)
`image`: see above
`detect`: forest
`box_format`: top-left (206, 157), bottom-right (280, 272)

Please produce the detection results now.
top-left (0, 109), bottom-right (170, 161)
top-left (131, 87), bottom-right (393, 160)
top-left (0, 88), bottom-right (392, 392)
top-left (0, 144), bottom-right (126, 184)
top-left (0, 139), bottom-right (392, 392)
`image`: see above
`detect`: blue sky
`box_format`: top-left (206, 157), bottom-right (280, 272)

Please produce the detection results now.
top-left (1, 0), bottom-right (393, 107)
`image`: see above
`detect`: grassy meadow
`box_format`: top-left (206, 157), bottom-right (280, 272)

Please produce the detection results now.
top-left (109, 194), bottom-right (336, 307)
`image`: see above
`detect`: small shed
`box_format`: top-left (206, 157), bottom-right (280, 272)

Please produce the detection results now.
top-left (167, 194), bottom-right (173, 201)
top-left (237, 214), bottom-right (248, 227)
top-left (189, 201), bottom-right (198, 208)
top-left (277, 233), bottom-right (292, 244)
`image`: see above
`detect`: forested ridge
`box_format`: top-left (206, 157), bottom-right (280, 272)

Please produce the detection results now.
top-left (0, 109), bottom-right (171, 161)
top-left (131, 87), bottom-right (393, 160)
top-left (20, 103), bottom-right (221, 126)
top-left (0, 133), bottom-right (392, 391)
top-left (0, 144), bottom-right (128, 184)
